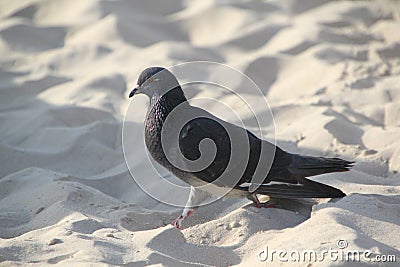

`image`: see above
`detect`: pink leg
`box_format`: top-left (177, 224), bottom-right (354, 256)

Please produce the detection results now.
top-left (170, 186), bottom-right (212, 230)
top-left (171, 209), bottom-right (195, 230)
top-left (248, 193), bottom-right (277, 208)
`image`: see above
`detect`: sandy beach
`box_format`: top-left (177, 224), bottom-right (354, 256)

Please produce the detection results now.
top-left (1, 0), bottom-right (400, 266)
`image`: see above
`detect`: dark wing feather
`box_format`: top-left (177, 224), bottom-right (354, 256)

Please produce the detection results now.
top-left (179, 116), bottom-right (231, 184)
top-left (178, 106), bottom-right (294, 188)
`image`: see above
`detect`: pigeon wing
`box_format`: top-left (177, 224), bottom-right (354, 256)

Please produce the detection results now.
top-left (178, 107), bottom-right (254, 187)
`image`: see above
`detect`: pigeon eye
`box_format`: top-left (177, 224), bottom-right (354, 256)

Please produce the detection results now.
top-left (146, 77), bottom-right (160, 84)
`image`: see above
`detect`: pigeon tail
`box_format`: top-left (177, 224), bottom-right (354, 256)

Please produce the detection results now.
top-left (289, 154), bottom-right (354, 178)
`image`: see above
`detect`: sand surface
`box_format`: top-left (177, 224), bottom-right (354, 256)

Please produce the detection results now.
top-left (1, 0), bottom-right (400, 266)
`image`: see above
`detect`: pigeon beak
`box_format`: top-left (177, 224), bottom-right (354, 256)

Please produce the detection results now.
top-left (129, 87), bottom-right (138, 98)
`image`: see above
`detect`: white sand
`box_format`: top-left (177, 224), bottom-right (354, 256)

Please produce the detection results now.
top-left (1, 0), bottom-right (400, 266)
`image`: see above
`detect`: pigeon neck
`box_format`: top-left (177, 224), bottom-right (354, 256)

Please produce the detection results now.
top-left (150, 86), bottom-right (187, 113)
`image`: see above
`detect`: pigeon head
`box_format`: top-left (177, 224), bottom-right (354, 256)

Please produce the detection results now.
top-left (129, 67), bottom-right (182, 99)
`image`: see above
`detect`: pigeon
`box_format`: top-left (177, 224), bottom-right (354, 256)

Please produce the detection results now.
top-left (129, 66), bottom-right (353, 229)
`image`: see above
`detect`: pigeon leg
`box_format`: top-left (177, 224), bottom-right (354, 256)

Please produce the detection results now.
top-left (171, 186), bottom-right (213, 230)
top-left (171, 207), bottom-right (196, 230)
top-left (247, 193), bottom-right (276, 208)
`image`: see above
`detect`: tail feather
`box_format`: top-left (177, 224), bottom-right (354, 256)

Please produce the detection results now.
top-left (290, 155), bottom-right (354, 177)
